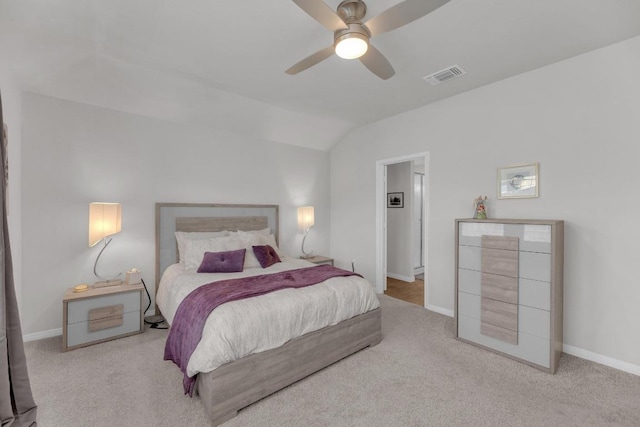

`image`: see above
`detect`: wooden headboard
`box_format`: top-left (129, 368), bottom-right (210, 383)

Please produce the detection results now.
top-left (175, 216), bottom-right (269, 234)
top-left (155, 203), bottom-right (279, 295)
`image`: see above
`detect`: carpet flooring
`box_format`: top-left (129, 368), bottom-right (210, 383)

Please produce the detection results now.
top-left (25, 295), bottom-right (640, 426)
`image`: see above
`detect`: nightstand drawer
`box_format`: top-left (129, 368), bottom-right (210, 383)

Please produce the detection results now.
top-left (66, 310), bottom-right (141, 348)
top-left (67, 291), bottom-right (140, 324)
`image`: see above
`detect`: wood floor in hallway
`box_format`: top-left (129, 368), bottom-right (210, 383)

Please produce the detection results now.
top-left (384, 276), bottom-right (424, 306)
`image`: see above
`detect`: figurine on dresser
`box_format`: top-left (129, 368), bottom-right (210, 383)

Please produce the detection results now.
top-left (473, 196), bottom-right (488, 219)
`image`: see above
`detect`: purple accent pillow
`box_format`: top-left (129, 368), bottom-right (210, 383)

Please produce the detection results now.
top-left (252, 245), bottom-right (281, 268)
top-left (197, 249), bottom-right (246, 273)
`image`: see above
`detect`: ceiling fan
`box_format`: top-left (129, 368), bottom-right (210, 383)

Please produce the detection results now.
top-left (286, 0), bottom-right (451, 80)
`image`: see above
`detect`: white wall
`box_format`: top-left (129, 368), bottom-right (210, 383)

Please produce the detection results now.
top-left (330, 35), bottom-right (640, 370)
top-left (21, 93), bottom-right (330, 336)
top-left (386, 162), bottom-right (413, 281)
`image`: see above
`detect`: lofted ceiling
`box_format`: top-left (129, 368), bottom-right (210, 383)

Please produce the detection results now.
top-left (1, 0), bottom-right (640, 150)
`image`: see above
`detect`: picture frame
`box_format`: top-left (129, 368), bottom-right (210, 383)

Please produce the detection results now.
top-left (387, 192), bottom-right (404, 208)
top-left (497, 163), bottom-right (539, 199)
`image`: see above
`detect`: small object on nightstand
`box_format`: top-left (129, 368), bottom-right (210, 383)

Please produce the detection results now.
top-left (125, 268), bottom-right (142, 285)
top-left (302, 255), bottom-right (334, 266)
top-left (73, 284), bottom-right (89, 293)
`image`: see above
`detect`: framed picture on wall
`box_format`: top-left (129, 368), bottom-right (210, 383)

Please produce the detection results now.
top-left (387, 192), bottom-right (404, 208)
top-left (497, 163), bottom-right (539, 199)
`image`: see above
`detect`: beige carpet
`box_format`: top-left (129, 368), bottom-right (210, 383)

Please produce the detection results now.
top-left (25, 295), bottom-right (640, 426)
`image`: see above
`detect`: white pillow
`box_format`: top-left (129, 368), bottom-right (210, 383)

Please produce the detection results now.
top-left (229, 227), bottom-right (271, 237)
top-left (235, 231), bottom-right (283, 256)
top-left (183, 235), bottom-right (268, 271)
top-left (183, 236), bottom-right (244, 271)
top-left (175, 231), bottom-right (229, 263)
top-left (258, 234), bottom-right (283, 257)
top-left (234, 232), bottom-right (264, 269)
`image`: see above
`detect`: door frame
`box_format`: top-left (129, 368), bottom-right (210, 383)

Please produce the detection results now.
top-left (375, 152), bottom-right (430, 307)
top-left (414, 172), bottom-right (425, 274)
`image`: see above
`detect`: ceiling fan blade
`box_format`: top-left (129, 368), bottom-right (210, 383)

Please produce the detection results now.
top-left (292, 0), bottom-right (348, 32)
top-left (286, 45), bottom-right (335, 75)
top-left (359, 45), bottom-right (395, 80)
top-left (365, 0), bottom-right (450, 37)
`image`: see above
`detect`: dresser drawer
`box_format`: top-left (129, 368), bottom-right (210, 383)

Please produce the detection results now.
top-left (458, 292), bottom-right (549, 340)
top-left (458, 291), bottom-right (480, 319)
top-left (519, 279), bottom-right (550, 311)
top-left (519, 252), bottom-right (551, 282)
top-left (458, 269), bottom-right (481, 295)
top-left (518, 305), bottom-right (550, 340)
top-left (459, 223), bottom-right (552, 254)
top-left (458, 245), bottom-right (481, 271)
top-left (519, 225), bottom-right (552, 254)
top-left (482, 248), bottom-right (518, 277)
top-left (481, 273), bottom-right (518, 304)
top-left (458, 314), bottom-right (551, 368)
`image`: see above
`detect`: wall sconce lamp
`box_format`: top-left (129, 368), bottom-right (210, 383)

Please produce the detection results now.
top-left (89, 202), bottom-right (122, 287)
top-left (297, 206), bottom-right (315, 259)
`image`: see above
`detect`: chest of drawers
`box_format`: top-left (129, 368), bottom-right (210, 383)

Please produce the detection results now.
top-left (455, 219), bottom-right (564, 373)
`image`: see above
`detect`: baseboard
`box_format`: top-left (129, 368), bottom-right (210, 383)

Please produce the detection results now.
top-left (563, 344), bottom-right (640, 377)
top-left (23, 328), bottom-right (62, 342)
top-left (424, 306), bottom-right (639, 377)
top-left (426, 304), bottom-right (454, 317)
top-left (387, 273), bottom-right (415, 282)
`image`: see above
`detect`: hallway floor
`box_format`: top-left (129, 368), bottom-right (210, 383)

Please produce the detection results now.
top-left (384, 276), bottom-right (424, 306)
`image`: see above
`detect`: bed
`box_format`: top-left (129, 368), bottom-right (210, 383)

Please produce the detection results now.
top-left (155, 203), bottom-right (382, 425)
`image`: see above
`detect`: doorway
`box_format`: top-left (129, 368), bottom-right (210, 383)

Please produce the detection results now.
top-left (375, 152), bottom-right (429, 307)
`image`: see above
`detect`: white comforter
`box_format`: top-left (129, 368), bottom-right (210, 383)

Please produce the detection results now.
top-left (156, 257), bottom-right (380, 378)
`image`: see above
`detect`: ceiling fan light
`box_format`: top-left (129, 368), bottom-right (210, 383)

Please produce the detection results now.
top-left (335, 33), bottom-right (369, 59)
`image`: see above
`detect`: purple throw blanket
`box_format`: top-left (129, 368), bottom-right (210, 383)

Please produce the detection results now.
top-left (164, 264), bottom-right (362, 396)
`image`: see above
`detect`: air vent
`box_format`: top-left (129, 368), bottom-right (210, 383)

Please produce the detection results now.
top-left (423, 65), bottom-right (466, 86)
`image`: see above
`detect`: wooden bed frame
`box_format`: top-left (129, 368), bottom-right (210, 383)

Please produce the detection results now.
top-left (155, 203), bottom-right (382, 426)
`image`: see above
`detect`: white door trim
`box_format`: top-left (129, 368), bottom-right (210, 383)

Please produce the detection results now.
top-left (376, 152), bottom-right (430, 307)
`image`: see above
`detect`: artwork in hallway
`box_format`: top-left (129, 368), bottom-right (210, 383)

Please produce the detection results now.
top-left (387, 192), bottom-right (404, 208)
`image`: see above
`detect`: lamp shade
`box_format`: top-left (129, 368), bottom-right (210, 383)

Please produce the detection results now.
top-left (297, 206), bottom-right (314, 233)
top-left (89, 202), bottom-right (122, 247)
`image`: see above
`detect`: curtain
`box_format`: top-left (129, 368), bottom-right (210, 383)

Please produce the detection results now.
top-left (0, 91), bottom-right (37, 426)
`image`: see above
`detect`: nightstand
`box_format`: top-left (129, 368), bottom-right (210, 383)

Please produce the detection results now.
top-left (62, 283), bottom-right (144, 352)
top-left (303, 255), bottom-right (334, 266)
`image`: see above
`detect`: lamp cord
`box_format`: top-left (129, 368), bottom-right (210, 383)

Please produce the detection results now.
top-left (140, 278), bottom-right (167, 329)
